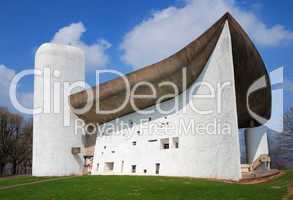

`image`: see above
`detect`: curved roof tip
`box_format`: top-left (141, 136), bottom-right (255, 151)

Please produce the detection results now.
top-left (223, 12), bottom-right (232, 18)
top-left (70, 12), bottom-right (271, 128)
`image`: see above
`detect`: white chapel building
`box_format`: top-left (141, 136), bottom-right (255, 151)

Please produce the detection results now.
top-left (33, 13), bottom-right (272, 181)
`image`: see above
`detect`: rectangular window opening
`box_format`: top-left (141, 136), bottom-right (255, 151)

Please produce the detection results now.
top-left (131, 165), bottom-right (136, 173)
top-left (155, 163), bottom-right (160, 175)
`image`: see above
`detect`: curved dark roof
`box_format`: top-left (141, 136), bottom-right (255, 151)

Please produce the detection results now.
top-left (70, 13), bottom-right (271, 128)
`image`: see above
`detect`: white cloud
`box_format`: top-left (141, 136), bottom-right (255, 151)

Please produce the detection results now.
top-left (18, 92), bottom-right (33, 110)
top-left (0, 64), bottom-right (16, 87)
top-left (51, 22), bottom-right (111, 70)
top-left (121, 0), bottom-right (293, 68)
top-left (0, 65), bottom-right (33, 111)
top-left (0, 65), bottom-right (16, 108)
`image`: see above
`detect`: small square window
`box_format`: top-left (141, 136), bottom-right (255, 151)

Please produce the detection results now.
top-left (132, 141), bottom-right (137, 146)
top-left (160, 138), bottom-right (169, 149)
top-left (163, 143), bottom-right (169, 149)
top-left (104, 162), bottom-right (114, 172)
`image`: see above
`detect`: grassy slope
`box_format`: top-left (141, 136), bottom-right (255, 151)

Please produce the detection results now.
top-left (0, 170), bottom-right (292, 200)
top-left (0, 176), bottom-right (48, 187)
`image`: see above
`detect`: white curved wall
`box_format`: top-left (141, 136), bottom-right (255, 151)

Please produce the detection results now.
top-left (33, 43), bottom-right (85, 176)
top-left (92, 21), bottom-right (241, 180)
top-left (245, 126), bottom-right (269, 164)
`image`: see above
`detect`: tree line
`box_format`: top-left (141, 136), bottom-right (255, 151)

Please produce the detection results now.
top-left (270, 107), bottom-right (293, 169)
top-left (0, 107), bottom-right (32, 176)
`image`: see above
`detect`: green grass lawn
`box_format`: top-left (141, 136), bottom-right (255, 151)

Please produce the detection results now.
top-left (0, 170), bottom-right (292, 200)
top-left (0, 176), bottom-right (49, 188)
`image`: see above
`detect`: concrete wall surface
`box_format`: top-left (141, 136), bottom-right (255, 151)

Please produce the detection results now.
top-left (91, 21), bottom-right (241, 181)
top-left (33, 43), bottom-right (85, 176)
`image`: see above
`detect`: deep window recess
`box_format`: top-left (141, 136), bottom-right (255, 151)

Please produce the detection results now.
top-left (131, 165), bottom-right (136, 173)
top-left (164, 143), bottom-right (169, 149)
top-left (160, 138), bottom-right (170, 149)
top-left (148, 117), bottom-right (152, 121)
top-left (132, 141), bottom-right (137, 146)
top-left (97, 163), bottom-right (99, 172)
top-left (155, 163), bottom-right (160, 174)
top-left (144, 169), bottom-right (147, 174)
top-left (104, 146), bottom-right (106, 149)
top-left (104, 162), bottom-right (114, 172)
top-left (111, 151), bottom-right (115, 153)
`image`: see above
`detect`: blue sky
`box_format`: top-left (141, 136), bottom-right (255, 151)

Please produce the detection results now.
top-left (0, 0), bottom-right (292, 114)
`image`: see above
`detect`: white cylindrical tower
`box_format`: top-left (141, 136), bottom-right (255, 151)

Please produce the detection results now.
top-left (245, 126), bottom-right (269, 164)
top-left (33, 43), bottom-right (85, 176)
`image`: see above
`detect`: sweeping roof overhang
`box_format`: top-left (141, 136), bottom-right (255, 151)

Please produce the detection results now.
top-left (70, 13), bottom-right (271, 128)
